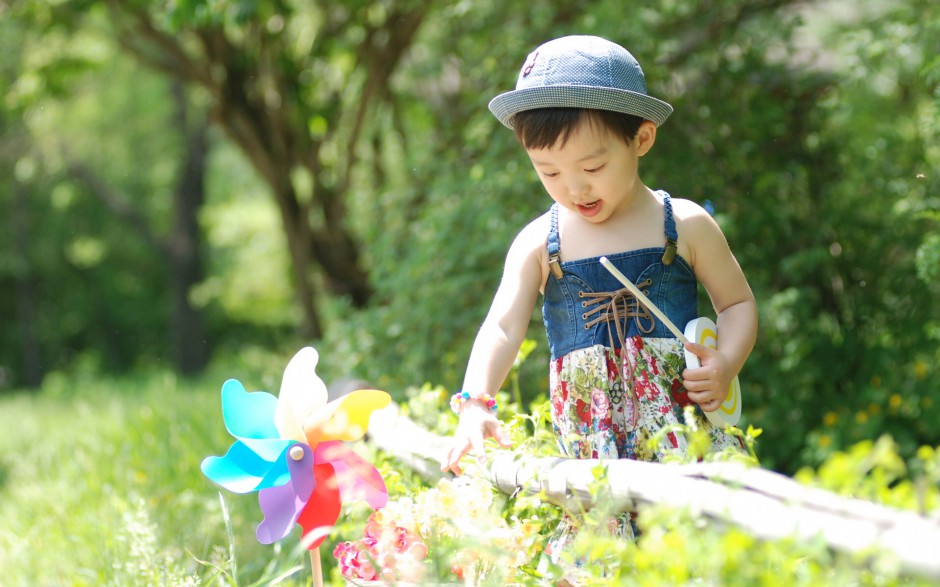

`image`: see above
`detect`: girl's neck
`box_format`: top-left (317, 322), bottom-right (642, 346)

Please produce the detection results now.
top-left (557, 186), bottom-right (667, 262)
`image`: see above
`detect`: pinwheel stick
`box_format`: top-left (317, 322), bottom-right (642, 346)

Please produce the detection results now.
top-left (311, 550), bottom-right (323, 587)
top-left (287, 445), bottom-right (324, 587)
top-left (599, 256), bottom-right (690, 344)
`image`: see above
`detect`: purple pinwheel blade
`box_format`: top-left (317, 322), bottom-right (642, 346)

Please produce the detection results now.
top-left (256, 443), bottom-right (316, 544)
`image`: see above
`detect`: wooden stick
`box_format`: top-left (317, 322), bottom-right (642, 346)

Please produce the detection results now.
top-left (311, 547), bottom-right (323, 587)
top-left (599, 256), bottom-right (689, 343)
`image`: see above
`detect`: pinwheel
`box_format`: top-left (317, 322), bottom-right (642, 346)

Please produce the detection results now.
top-left (201, 346), bottom-right (391, 585)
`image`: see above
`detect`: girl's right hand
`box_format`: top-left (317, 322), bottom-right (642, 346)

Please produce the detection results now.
top-left (440, 400), bottom-right (512, 475)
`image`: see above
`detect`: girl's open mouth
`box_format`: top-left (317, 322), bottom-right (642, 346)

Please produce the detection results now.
top-left (577, 200), bottom-right (601, 216)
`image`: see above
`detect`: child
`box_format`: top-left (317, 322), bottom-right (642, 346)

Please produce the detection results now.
top-left (440, 34), bottom-right (758, 564)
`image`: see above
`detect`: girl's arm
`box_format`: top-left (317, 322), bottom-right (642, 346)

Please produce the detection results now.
top-left (441, 219), bottom-right (546, 474)
top-left (676, 200), bottom-right (758, 411)
top-left (462, 224), bottom-right (545, 396)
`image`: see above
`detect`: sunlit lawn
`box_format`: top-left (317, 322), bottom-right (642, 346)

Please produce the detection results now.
top-left (0, 368), bottom-right (328, 587)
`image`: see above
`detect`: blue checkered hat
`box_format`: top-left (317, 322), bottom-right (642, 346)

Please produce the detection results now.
top-left (489, 35), bottom-right (673, 129)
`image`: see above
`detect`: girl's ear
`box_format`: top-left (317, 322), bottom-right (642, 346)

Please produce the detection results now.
top-left (635, 121), bottom-right (657, 156)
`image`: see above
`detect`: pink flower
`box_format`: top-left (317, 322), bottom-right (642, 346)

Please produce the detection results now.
top-left (333, 541), bottom-right (380, 581)
top-left (337, 508), bottom-right (430, 583)
top-left (591, 388), bottom-right (611, 415)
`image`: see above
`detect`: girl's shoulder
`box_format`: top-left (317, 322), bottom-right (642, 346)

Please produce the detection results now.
top-left (668, 196), bottom-right (732, 268)
top-left (505, 210), bottom-right (549, 250)
top-left (506, 211), bottom-right (552, 289)
top-left (667, 196), bottom-right (712, 222)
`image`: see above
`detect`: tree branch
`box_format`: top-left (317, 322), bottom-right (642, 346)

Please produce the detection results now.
top-left (106, 0), bottom-right (215, 88)
top-left (63, 158), bottom-right (170, 257)
top-left (660, 0), bottom-right (806, 68)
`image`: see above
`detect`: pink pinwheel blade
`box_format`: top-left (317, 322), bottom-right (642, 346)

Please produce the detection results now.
top-left (297, 463), bottom-right (342, 550)
top-left (256, 443), bottom-right (316, 544)
top-left (314, 441), bottom-right (388, 510)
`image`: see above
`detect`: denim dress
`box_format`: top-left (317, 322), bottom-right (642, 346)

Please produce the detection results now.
top-left (539, 191), bottom-right (745, 566)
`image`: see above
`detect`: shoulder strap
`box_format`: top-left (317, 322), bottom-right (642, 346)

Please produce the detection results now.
top-left (661, 191), bottom-right (678, 265)
top-left (547, 203), bottom-right (563, 279)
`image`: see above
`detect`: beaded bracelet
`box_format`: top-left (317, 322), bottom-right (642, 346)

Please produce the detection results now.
top-left (449, 391), bottom-right (498, 414)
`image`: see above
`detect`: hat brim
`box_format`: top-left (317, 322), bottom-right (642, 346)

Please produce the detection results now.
top-left (488, 85), bottom-right (673, 129)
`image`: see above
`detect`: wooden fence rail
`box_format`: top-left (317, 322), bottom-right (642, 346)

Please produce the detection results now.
top-left (365, 403), bottom-right (940, 580)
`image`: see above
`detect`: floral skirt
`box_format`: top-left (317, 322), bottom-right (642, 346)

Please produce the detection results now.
top-left (541, 336), bottom-right (745, 568)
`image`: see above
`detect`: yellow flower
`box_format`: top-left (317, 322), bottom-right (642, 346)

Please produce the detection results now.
top-left (914, 360), bottom-right (927, 380)
top-left (889, 394), bottom-right (902, 410)
top-left (823, 412), bottom-right (838, 427)
top-left (819, 435), bottom-right (831, 448)
top-left (855, 411), bottom-right (868, 424)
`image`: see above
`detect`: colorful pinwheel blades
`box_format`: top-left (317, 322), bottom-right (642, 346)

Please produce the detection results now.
top-left (201, 347), bottom-right (391, 549)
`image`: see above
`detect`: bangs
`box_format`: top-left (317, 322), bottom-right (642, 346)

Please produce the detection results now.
top-left (512, 108), bottom-right (645, 150)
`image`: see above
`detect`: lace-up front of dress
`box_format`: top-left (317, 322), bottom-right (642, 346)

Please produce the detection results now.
top-left (579, 282), bottom-right (655, 339)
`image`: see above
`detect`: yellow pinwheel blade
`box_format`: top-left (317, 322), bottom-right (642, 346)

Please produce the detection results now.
top-left (304, 389), bottom-right (391, 446)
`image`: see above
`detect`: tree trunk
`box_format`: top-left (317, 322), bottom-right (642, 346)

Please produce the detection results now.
top-left (63, 80), bottom-right (214, 375)
top-left (267, 169), bottom-right (323, 340)
top-left (169, 79), bottom-right (210, 374)
top-left (11, 177), bottom-right (43, 388)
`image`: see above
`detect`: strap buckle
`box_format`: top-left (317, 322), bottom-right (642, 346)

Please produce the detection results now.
top-left (548, 253), bottom-right (564, 279)
top-left (661, 238), bottom-right (677, 265)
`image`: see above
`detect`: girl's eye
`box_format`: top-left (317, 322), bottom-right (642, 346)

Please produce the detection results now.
top-left (585, 165), bottom-right (605, 173)
top-left (542, 171), bottom-right (559, 178)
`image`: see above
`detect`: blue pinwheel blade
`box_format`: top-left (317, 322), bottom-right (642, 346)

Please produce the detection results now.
top-left (221, 379), bottom-right (285, 461)
top-left (201, 440), bottom-right (293, 493)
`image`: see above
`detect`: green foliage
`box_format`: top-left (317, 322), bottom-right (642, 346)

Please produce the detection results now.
top-left (795, 436), bottom-right (940, 515)
top-left (312, 0), bottom-right (940, 477)
top-left (2, 0), bottom-right (939, 490)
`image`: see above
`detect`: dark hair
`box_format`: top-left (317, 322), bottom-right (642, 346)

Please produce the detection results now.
top-left (511, 108), bottom-right (646, 150)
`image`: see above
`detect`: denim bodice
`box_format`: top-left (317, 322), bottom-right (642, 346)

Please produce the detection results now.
top-left (542, 192), bottom-right (698, 360)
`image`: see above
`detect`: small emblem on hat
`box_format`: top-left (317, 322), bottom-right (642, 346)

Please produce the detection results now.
top-left (522, 51), bottom-right (539, 77)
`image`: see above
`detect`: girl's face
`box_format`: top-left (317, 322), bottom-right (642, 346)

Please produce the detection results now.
top-left (525, 119), bottom-right (655, 223)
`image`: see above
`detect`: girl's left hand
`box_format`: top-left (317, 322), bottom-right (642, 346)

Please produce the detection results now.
top-left (682, 341), bottom-right (732, 412)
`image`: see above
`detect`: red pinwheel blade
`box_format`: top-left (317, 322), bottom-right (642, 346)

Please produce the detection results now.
top-left (297, 463), bottom-right (342, 550)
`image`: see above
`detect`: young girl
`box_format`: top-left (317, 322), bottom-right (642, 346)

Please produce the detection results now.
top-left (440, 34), bottom-right (758, 564)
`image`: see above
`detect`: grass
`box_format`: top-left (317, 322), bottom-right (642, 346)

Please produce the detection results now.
top-left (3, 362), bottom-right (938, 587)
top-left (0, 367), bottom-right (321, 587)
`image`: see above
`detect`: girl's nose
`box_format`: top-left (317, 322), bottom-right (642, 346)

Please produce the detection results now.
top-left (568, 177), bottom-right (590, 198)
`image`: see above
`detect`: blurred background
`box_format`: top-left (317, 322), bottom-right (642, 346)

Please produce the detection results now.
top-left (1, 0), bottom-right (937, 474)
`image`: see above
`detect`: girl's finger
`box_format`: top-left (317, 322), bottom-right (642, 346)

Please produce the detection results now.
top-left (684, 341), bottom-right (710, 359)
top-left (441, 438), bottom-right (469, 473)
top-left (469, 431), bottom-right (486, 458)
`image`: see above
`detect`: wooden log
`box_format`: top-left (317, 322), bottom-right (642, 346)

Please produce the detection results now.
top-left (366, 402), bottom-right (448, 484)
top-left (490, 454), bottom-right (940, 579)
top-left (366, 404), bottom-right (940, 580)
